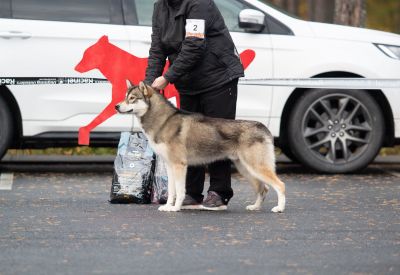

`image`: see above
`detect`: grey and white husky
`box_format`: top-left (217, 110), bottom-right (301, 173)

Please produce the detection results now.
top-left (116, 81), bottom-right (286, 213)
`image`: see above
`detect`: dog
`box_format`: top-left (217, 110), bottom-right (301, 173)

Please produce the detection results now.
top-left (75, 35), bottom-right (256, 145)
top-left (115, 81), bottom-right (285, 213)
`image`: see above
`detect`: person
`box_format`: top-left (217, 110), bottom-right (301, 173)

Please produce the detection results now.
top-left (145, 0), bottom-right (244, 210)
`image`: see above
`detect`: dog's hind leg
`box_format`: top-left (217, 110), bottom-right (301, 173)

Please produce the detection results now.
top-left (233, 160), bottom-right (268, 211)
top-left (239, 149), bottom-right (286, 213)
top-left (261, 170), bottom-right (285, 213)
top-left (245, 165), bottom-right (285, 213)
top-left (247, 184), bottom-right (269, 211)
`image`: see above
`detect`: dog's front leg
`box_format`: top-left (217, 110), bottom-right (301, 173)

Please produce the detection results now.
top-left (172, 163), bottom-right (187, 211)
top-left (158, 162), bottom-right (176, 211)
top-left (159, 163), bottom-right (187, 212)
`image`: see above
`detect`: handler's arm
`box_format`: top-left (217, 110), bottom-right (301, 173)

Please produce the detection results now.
top-left (163, 2), bottom-right (209, 83)
top-left (144, 3), bottom-right (167, 85)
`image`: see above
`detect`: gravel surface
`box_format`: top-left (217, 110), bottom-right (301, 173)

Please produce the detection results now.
top-left (0, 164), bottom-right (399, 275)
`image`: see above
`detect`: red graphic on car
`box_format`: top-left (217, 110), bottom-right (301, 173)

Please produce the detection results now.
top-left (75, 35), bottom-right (255, 145)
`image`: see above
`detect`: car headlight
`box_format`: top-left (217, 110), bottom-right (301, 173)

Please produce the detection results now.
top-left (375, 43), bottom-right (400, 59)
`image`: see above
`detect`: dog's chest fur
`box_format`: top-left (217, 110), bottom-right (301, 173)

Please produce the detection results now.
top-left (147, 137), bottom-right (170, 161)
top-left (137, 93), bottom-right (180, 161)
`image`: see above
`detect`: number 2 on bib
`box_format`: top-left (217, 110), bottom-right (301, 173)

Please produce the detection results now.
top-left (185, 19), bottom-right (205, 39)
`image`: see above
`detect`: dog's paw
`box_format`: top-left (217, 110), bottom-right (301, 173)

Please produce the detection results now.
top-left (271, 206), bottom-right (284, 213)
top-left (246, 204), bottom-right (261, 211)
top-left (158, 205), bottom-right (173, 211)
top-left (158, 205), bottom-right (180, 212)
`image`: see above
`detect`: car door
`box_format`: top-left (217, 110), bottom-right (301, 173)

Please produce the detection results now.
top-left (0, 0), bottom-right (133, 137)
top-left (214, 0), bottom-right (274, 126)
top-left (122, 0), bottom-right (156, 129)
top-left (125, 0), bottom-right (274, 127)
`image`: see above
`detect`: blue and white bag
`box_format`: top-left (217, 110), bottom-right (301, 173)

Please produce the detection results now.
top-left (151, 155), bottom-right (168, 204)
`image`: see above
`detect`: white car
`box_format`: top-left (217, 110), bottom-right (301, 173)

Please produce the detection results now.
top-left (1, 0), bottom-right (399, 173)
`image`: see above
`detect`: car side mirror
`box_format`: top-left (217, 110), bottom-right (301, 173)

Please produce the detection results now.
top-left (238, 9), bottom-right (265, 33)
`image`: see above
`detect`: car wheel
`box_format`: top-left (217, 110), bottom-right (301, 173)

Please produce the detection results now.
top-left (0, 97), bottom-right (13, 159)
top-left (288, 89), bottom-right (384, 173)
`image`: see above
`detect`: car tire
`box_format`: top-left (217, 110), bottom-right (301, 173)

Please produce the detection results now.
top-left (0, 97), bottom-right (13, 159)
top-left (279, 144), bottom-right (298, 162)
top-left (288, 89), bottom-right (384, 173)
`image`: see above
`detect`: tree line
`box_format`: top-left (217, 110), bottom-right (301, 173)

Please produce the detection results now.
top-left (265, 0), bottom-right (400, 33)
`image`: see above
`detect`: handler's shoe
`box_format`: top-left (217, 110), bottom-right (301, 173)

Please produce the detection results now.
top-left (181, 194), bottom-right (203, 210)
top-left (202, 191), bottom-right (228, 211)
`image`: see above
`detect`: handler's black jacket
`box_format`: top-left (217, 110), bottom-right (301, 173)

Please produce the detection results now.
top-left (144, 0), bottom-right (244, 94)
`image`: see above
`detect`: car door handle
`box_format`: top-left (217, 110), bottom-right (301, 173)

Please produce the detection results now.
top-left (0, 31), bottom-right (32, 39)
top-left (136, 40), bottom-right (151, 45)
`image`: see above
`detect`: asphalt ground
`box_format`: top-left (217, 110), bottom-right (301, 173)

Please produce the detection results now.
top-left (0, 161), bottom-right (399, 275)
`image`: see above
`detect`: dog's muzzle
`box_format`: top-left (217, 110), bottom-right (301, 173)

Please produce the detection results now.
top-left (115, 104), bottom-right (133, 114)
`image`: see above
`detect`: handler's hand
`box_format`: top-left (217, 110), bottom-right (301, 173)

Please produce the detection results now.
top-left (152, 76), bottom-right (169, 90)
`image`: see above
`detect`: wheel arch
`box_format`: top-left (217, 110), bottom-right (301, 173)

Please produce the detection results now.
top-left (278, 71), bottom-right (395, 149)
top-left (0, 85), bottom-right (23, 148)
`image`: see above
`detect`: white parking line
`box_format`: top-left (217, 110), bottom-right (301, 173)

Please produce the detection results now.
top-left (0, 173), bottom-right (14, 190)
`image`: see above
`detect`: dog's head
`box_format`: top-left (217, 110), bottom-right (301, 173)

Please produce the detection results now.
top-left (115, 81), bottom-right (154, 116)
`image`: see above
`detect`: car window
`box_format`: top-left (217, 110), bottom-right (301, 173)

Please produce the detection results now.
top-left (132, 0), bottom-right (247, 30)
top-left (214, 0), bottom-right (292, 35)
top-left (0, 0), bottom-right (11, 18)
top-left (131, 0), bottom-right (291, 35)
top-left (214, 0), bottom-right (248, 32)
top-left (10, 0), bottom-right (121, 24)
top-left (134, 0), bottom-right (157, 26)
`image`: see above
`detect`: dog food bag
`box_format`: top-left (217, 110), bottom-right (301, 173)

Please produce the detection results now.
top-left (109, 132), bottom-right (155, 204)
top-left (151, 156), bottom-right (168, 204)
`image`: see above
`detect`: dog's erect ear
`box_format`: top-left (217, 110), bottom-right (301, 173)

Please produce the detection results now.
top-left (126, 79), bottom-right (134, 89)
top-left (139, 81), bottom-right (153, 98)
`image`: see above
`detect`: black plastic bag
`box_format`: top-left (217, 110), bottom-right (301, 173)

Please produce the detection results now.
top-left (109, 132), bottom-right (155, 204)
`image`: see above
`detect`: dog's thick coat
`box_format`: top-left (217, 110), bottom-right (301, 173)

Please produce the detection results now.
top-left (116, 82), bottom-right (286, 212)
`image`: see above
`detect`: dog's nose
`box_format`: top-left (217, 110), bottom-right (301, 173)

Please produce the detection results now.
top-left (115, 104), bottom-right (120, 111)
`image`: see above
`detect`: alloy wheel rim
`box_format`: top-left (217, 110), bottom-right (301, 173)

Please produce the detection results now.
top-left (301, 93), bottom-right (373, 164)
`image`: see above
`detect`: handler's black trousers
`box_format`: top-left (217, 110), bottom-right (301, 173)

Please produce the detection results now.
top-left (179, 79), bottom-right (238, 204)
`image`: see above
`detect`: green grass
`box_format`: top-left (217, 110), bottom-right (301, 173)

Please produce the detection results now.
top-left (379, 146), bottom-right (400, 156)
top-left (7, 147), bottom-right (117, 156)
top-left (6, 145), bottom-right (400, 157)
